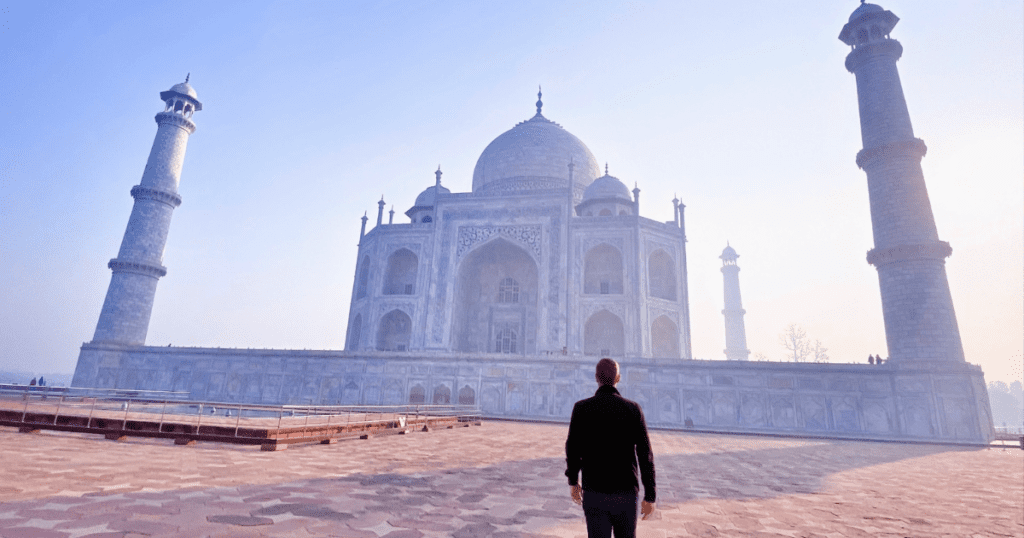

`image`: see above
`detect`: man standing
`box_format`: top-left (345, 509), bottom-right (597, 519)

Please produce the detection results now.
top-left (565, 358), bottom-right (656, 538)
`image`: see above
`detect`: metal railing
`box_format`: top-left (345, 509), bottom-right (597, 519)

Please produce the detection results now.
top-left (0, 385), bottom-right (481, 448)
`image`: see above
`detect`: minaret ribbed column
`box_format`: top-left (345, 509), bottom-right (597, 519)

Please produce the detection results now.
top-left (841, 4), bottom-right (965, 364)
top-left (720, 244), bottom-right (749, 361)
top-left (91, 79), bottom-right (202, 345)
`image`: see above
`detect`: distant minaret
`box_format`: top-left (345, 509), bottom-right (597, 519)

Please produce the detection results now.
top-left (91, 78), bottom-right (202, 344)
top-left (720, 244), bottom-right (749, 361)
top-left (841, 4), bottom-right (965, 364)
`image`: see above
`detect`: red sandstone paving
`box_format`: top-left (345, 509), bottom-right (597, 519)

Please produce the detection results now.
top-left (0, 424), bottom-right (1020, 537)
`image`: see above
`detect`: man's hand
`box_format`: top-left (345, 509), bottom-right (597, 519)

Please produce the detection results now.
top-left (640, 500), bottom-right (655, 519)
top-left (570, 485), bottom-right (582, 505)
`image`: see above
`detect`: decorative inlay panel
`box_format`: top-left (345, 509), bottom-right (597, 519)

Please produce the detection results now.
top-left (378, 301), bottom-right (416, 317)
top-left (457, 225), bottom-right (543, 260)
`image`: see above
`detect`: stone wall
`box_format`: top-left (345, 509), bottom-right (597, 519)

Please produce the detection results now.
top-left (72, 343), bottom-right (994, 444)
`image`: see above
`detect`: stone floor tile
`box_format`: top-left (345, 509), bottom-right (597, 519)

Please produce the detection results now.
top-left (0, 528), bottom-right (71, 538)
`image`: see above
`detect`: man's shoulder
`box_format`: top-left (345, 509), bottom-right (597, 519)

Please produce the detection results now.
top-left (574, 390), bottom-right (642, 411)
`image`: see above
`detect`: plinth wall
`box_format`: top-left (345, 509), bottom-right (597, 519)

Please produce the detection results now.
top-left (73, 343), bottom-right (994, 444)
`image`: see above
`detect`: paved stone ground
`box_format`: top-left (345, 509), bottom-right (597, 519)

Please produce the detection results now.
top-left (0, 423), bottom-right (1020, 537)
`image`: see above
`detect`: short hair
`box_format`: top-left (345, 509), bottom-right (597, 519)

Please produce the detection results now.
top-left (595, 358), bottom-right (619, 386)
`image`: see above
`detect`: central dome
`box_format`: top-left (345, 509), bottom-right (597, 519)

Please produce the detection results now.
top-left (472, 96), bottom-right (601, 195)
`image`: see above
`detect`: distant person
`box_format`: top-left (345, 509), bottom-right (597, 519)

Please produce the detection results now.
top-left (565, 358), bottom-right (656, 538)
top-left (876, 355), bottom-right (884, 365)
top-left (869, 356), bottom-right (875, 365)
top-left (29, 378), bottom-right (36, 386)
top-left (38, 376), bottom-right (45, 387)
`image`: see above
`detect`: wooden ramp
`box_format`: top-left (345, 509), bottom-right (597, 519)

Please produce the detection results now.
top-left (0, 386), bottom-right (481, 451)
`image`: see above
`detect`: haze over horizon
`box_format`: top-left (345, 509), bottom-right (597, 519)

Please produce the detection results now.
top-left (1, 1), bottom-right (1021, 385)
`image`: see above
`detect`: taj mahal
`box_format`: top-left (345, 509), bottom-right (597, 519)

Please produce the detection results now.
top-left (72, 4), bottom-right (995, 444)
top-left (346, 89), bottom-right (692, 361)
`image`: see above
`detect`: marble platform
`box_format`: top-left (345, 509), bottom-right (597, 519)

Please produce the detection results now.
top-left (0, 420), bottom-right (1020, 537)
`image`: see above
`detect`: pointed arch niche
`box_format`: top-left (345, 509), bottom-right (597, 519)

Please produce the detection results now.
top-left (454, 238), bottom-right (538, 353)
top-left (347, 314), bottom-right (363, 351)
top-left (651, 315), bottom-right (679, 358)
top-left (584, 310), bottom-right (624, 357)
top-left (648, 249), bottom-right (677, 301)
top-left (584, 243), bottom-right (624, 295)
top-left (356, 255), bottom-right (371, 299)
top-left (376, 309), bottom-right (411, 351)
top-left (383, 248), bottom-right (418, 295)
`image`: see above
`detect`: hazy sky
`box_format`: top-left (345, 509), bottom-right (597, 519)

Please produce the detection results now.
top-left (1, 1), bottom-right (1021, 385)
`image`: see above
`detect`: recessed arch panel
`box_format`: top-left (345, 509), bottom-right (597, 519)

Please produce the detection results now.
top-left (376, 309), bottom-right (411, 351)
top-left (454, 238), bottom-right (538, 353)
top-left (651, 315), bottom-right (679, 358)
top-left (584, 243), bottom-right (623, 295)
top-left (649, 249), bottom-right (676, 301)
top-left (383, 248), bottom-right (418, 295)
top-left (584, 310), bottom-right (624, 357)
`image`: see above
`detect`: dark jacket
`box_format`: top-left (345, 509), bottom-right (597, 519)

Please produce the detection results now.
top-left (565, 385), bottom-right (656, 503)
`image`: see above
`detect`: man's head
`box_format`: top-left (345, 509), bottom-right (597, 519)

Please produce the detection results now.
top-left (595, 358), bottom-right (620, 386)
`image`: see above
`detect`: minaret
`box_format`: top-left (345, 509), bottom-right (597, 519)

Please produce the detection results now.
top-left (90, 77), bottom-right (201, 345)
top-left (841, 3), bottom-right (965, 364)
top-left (720, 244), bottom-right (750, 361)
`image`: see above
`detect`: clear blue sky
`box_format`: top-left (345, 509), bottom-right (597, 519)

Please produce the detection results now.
top-left (1, 1), bottom-right (1021, 385)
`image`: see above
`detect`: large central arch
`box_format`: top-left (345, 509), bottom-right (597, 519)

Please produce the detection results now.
top-left (453, 238), bottom-right (539, 354)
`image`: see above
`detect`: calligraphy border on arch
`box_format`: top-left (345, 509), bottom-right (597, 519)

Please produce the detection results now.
top-left (455, 225), bottom-right (543, 261)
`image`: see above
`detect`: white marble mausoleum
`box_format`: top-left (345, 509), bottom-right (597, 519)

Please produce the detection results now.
top-left (346, 90), bottom-right (692, 361)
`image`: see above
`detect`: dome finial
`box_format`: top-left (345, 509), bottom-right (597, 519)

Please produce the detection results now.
top-left (536, 85), bottom-right (543, 116)
top-left (435, 165), bottom-right (443, 187)
top-left (185, 73), bottom-right (190, 84)
top-left (605, 163), bottom-right (609, 175)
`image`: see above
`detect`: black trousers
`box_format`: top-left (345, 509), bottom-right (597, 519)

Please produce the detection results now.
top-left (582, 490), bottom-right (638, 538)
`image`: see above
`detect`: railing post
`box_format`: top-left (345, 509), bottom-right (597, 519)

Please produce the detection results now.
top-left (121, 400), bottom-right (130, 431)
top-left (158, 400), bottom-right (168, 433)
top-left (234, 403), bottom-right (242, 438)
top-left (196, 403), bottom-right (203, 433)
top-left (86, 397), bottom-right (97, 428)
top-left (20, 390), bottom-right (30, 422)
top-left (53, 394), bottom-right (65, 425)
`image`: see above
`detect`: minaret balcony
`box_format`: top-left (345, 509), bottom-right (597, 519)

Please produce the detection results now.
top-left (154, 111), bottom-right (196, 134)
top-left (130, 185), bottom-right (182, 208)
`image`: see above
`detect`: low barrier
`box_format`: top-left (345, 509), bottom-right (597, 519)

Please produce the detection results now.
top-left (0, 386), bottom-right (481, 451)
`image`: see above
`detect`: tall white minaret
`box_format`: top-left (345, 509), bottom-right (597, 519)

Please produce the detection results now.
top-left (720, 244), bottom-right (749, 361)
top-left (840, 4), bottom-right (965, 364)
top-left (90, 77), bottom-right (202, 345)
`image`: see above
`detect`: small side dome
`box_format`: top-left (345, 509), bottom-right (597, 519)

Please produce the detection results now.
top-left (160, 80), bottom-right (203, 111)
top-left (169, 82), bottom-right (198, 99)
top-left (582, 173), bottom-right (631, 203)
top-left (414, 184), bottom-right (451, 207)
top-left (720, 244), bottom-right (738, 261)
top-left (849, 2), bottom-right (884, 23)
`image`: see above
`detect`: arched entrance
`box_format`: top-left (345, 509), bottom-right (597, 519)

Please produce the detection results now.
top-left (454, 238), bottom-right (539, 354)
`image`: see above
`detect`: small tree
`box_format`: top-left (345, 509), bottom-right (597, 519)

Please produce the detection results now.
top-left (812, 339), bottom-right (829, 363)
top-left (779, 324), bottom-right (810, 362)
